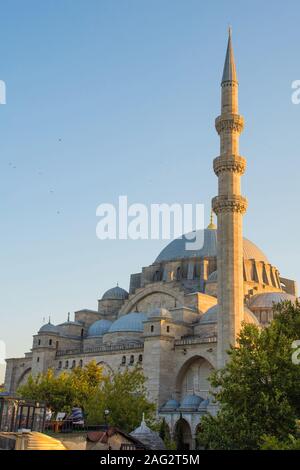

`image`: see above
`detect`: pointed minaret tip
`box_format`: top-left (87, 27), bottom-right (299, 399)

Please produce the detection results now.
top-left (222, 26), bottom-right (237, 84)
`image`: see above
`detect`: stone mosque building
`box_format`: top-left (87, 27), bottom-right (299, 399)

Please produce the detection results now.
top-left (5, 31), bottom-right (298, 448)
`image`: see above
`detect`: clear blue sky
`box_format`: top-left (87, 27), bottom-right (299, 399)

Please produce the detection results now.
top-left (1, 0), bottom-right (300, 382)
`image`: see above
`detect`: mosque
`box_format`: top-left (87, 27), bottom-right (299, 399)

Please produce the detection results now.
top-left (4, 31), bottom-right (298, 449)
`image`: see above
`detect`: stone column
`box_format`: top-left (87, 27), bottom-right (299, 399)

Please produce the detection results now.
top-left (212, 30), bottom-right (248, 368)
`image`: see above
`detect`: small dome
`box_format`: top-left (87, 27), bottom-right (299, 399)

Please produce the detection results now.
top-left (198, 398), bottom-right (210, 410)
top-left (200, 305), bottom-right (259, 325)
top-left (179, 394), bottom-right (204, 411)
top-left (88, 319), bottom-right (112, 337)
top-left (207, 270), bottom-right (217, 282)
top-left (148, 307), bottom-right (172, 319)
top-left (161, 399), bottom-right (180, 411)
top-left (130, 418), bottom-right (165, 450)
top-left (248, 292), bottom-right (296, 309)
top-left (102, 285), bottom-right (129, 301)
top-left (39, 322), bottom-right (59, 334)
top-left (109, 312), bottom-right (147, 333)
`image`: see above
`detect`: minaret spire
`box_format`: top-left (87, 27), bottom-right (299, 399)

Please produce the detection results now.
top-left (222, 26), bottom-right (237, 84)
top-left (212, 30), bottom-right (248, 368)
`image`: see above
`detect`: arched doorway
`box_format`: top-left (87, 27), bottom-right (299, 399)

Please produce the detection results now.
top-left (16, 368), bottom-right (32, 390)
top-left (174, 417), bottom-right (192, 450)
top-left (176, 356), bottom-right (214, 399)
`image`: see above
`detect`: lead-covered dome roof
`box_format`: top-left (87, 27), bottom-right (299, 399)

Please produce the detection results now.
top-left (109, 312), bottom-right (148, 333)
top-left (179, 394), bottom-right (204, 411)
top-left (248, 292), bottom-right (296, 309)
top-left (87, 319), bottom-right (112, 337)
top-left (130, 418), bottom-right (165, 450)
top-left (38, 322), bottom-right (59, 334)
top-left (102, 285), bottom-right (129, 301)
top-left (200, 304), bottom-right (259, 325)
top-left (155, 228), bottom-right (269, 264)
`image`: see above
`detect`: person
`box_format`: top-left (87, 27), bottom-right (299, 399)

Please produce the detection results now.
top-left (45, 407), bottom-right (52, 422)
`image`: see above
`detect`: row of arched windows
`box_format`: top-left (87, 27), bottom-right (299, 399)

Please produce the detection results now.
top-left (37, 338), bottom-right (57, 347)
top-left (121, 354), bottom-right (143, 366)
top-left (58, 359), bottom-right (83, 370)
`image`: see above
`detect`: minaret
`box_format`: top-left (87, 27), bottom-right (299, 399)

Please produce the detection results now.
top-left (212, 29), bottom-right (248, 368)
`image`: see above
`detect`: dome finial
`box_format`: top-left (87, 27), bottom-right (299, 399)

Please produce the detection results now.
top-left (67, 312), bottom-right (70, 322)
top-left (207, 208), bottom-right (217, 230)
top-left (48, 315), bottom-right (51, 324)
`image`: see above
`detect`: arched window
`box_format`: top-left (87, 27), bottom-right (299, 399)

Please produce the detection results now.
top-left (58, 361), bottom-right (62, 369)
top-left (262, 265), bottom-right (268, 284)
top-left (81, 329), bottom-right (84, 338)
top-left (151, 325), bottom-right (154, 333)
top-left (38, 339), bottom-right (41, 346)
top-left (72, 360), bottom-right (76, 368)
top-left (176, 266), bottom-right (182, 281)
top-left (138, 354), bottom-right (143, 363)
top-left (153, 271), bottom-right (161, 282)
top-left (37, 357), bottom-right (40, 363)
top-left (167, 326), bottom-right (170, 333)
top-left (79, 359), bottom-right (83, 368)
top-left (65, 360), bottom-right (69, 369)
top-left (250, 261), bottom-right (259, 282)
top-left (49, 339), bottom-right (52, 346)
top-left (130, 355), bottom-right (134, 365)
top-left (121, 356), bottom-right (126, 365)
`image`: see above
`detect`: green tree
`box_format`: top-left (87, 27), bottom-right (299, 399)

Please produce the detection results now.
top-left (85, 366), bottom-right (155, 432)
top-left (158, 418), bottom-right (176, 449)
top-left (18, 361), bottom-right (104, 414)
top-left (260, 420), bottom-right (300, 449)
top-left (199, 301), bottom-right (300, 449)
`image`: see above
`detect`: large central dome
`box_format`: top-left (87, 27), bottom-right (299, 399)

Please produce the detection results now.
top-left (155, 228), bottom-right (269, 263)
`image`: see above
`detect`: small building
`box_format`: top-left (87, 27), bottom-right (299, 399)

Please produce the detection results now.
top-left (86, 426), bottom-right (147, 450)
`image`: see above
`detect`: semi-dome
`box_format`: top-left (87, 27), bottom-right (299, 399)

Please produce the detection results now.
top-left (102, 285), bottom-right (129, 301)
top-left (130, 417), bottom-right (165, 450)
top-left (108, 312), bottom-right (147, 333)
top-left (248, 292), bottom-right (296, 309)
top-left (161, 399), bottom-right (180, 411)
top-left (87, 319), bottom-right (112, 337)
top-left (179, 394), bottom-right (204, 411)
top-left (155, 228), bottom-right (269, 264)
top-left (38, 322), bottom-right (59, 334)
top-left (148, 307), bottom-right (172, 319)
top-left (200, 305), bottom-right (259, 325)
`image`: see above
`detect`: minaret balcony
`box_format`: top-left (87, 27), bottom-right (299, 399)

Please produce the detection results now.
top-left (213, 155), bottom-right (246, 176)
top-left (215, 113), bottom-right (244, 135)
top-left (212, 195), bottom-right (248, 215)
